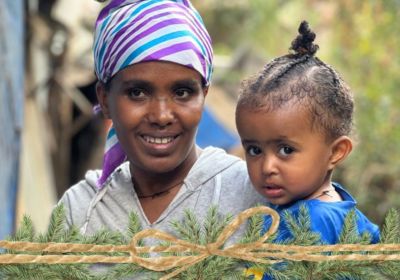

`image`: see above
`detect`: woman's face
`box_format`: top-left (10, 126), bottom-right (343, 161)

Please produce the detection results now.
top-left (97, 61), bottom-right (208, 176)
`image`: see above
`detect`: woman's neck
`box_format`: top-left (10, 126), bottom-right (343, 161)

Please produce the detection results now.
top-left (130, 146), bottom-right (202, 197)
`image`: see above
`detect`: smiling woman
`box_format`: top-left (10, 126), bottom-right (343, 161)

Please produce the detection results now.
top-left (57, 0), bottom-right (266, 244)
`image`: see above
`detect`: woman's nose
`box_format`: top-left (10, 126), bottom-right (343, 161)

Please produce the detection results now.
top-left (148, 97), bottom-right (174, 127)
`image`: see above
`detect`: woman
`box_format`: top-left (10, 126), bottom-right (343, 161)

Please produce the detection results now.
top-left (59, 0), bottom-right (266, 242)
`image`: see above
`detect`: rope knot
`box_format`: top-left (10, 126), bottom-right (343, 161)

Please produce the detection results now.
top-left (205, 243), bottom-right (219, 255)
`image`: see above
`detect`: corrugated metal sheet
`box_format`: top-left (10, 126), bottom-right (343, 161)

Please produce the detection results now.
top-left (0, 0), bottom-right (24, 239)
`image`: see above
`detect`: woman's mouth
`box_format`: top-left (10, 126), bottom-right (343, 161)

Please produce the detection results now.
top-left (142, 135), bottom-right (176, 144)
top-left (140, 134), bottom-right (180, 153)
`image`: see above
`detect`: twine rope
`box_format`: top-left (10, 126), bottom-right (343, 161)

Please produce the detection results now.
top-left (1, 206), bottom-right (400, 280)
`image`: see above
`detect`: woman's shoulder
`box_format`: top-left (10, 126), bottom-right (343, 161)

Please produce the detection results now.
top-left (188, 147), bottom-right (247, 186)
top-left (61, 170), bottom-right (100, 203)
top-left (193, 146), bottom-right (267, 208)
top-left (57, 169), bottom-right (101, 226)
top-left (58, 162), bottom-right (132, 227)
top-left (61, 161), bottom-right (132, 202)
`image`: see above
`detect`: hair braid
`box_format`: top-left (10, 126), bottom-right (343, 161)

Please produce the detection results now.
top-left (315, 57), bottom-right (340, 92)
top-left (237, 20), bottom-right (354, 141)
top-left (262, 54), bottom-right (311, 92)
top-left (250, 57), bottom-right (284, 93)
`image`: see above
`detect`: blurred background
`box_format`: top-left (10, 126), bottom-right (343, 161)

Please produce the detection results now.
top-left (1, 0), bottom-right (399, 240)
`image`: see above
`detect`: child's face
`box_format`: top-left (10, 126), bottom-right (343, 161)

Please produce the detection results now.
top-left (97, 61), bottom-right (207, 176)
top-left (236, 103), bottom-right (336, 206)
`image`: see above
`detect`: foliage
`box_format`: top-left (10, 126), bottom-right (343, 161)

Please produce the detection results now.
top-left (0, 205), bottom-right (96, 280)
top-left (248, 205), bottom-right (400, 280)
top-left (1, 205), bottom-right (400, 279)
top-left (163, 206), bottom-right (247, 280)
top-left (0, 204), bottom-right (150, 280)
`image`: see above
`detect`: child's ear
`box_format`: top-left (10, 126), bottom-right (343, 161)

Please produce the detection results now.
top-left (96, 81), bottom-right (111, 119)
top-left (328, 136), bottom-right (353, 169)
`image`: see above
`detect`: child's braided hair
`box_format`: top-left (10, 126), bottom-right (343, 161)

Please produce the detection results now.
top-left (237, 21), bottom-right (354, 142)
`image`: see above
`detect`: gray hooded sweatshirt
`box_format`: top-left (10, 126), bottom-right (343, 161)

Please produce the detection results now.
top-left (59, 147), bottom-right (267, 242)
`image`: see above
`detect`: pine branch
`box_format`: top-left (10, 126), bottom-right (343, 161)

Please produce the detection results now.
top-left (100, 264), bottom-right (160, 280)
top-left (14, 215), bottom-right (35, 242)
top-left (282, 204), bottom-right (322, 245)
top-left (2, 204), bottom-right (400, 279)
top-left (380, 208), bottom-right (400, 244)
top-left (127, 212), bottom-right (142, 239)
top-left (40, 204), bottom-right (66, 243)
top-left (203, 206), bottom-right (233, 244)
top-left (81, 229), bottom-right (126, 248)
top-left (263, 206), bottom-right (377, 280)
top-left (338, 209), bottom-right (360, 244)
top-left (238, 212), bottom-right (265, 244)
top-left (0, 204), bottom-right (96, 280)
top-left (375, 208), bottom-right (400, 279)
top-left (165, 207), bottom-right (245, 280)
top-left (170, 209), bottom-right (201, 244)
top-left (102, 211), bottom-right (156, 279)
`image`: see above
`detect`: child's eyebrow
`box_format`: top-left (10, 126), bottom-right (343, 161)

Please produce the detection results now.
top-left (241, 137), bottom-right (293, 145)
top-left (241, 139), bottom-right (258, 145)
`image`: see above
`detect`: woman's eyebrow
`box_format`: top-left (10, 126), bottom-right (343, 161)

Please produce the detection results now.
top-left (121, 79), bottom-right (154, 89)
top-left (172, 79), bottom-right (200, 88)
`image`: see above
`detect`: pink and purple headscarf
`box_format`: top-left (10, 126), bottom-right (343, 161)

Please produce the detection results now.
top-left (94, 0), bottom-right (213, 188)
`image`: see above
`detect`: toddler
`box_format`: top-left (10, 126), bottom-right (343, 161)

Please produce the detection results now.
top-left (235, 21), bottom-right (380, 246)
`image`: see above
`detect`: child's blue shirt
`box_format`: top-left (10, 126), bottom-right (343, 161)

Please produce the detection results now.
top-left (255, 183), bottom-right (380, 280)
top-left (262, 182), bottom-right (380, 244)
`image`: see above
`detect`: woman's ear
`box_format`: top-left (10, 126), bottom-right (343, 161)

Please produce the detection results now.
top-left (96, 81), bottom-right (111, 119)
top-left (328, 136), bottom-right (353, 169)
top-left (203, 86), bottom-right (209, 98)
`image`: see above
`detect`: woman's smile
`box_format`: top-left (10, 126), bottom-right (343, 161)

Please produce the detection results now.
top-left (140, 133), bottom-right (181, 154)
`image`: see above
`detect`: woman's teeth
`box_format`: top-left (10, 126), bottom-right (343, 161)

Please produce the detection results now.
top-left (144, 136), bottom-right (174, 144)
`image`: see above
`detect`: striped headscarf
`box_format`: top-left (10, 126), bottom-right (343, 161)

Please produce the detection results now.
top-left (94, 0), bottom-right (213, 188)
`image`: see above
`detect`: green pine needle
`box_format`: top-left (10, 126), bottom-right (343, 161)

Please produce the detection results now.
top-left (1, 204), bottom-right (400, 279)
top-left (282, 204), bottom-right (322, 245)
top-left (42, 204), bottom-right (66, 243)
top-left (380, 208), bottom-right (400, 244)
top-left (338, 209), bottom-right (360, 244)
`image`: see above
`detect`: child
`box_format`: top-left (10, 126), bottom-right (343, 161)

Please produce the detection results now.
top-left (235, 21), bottom-right (380, 246)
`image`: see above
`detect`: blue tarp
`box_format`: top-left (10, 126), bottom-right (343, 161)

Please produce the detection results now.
top-left (196, 106), bottom-right (239, 151)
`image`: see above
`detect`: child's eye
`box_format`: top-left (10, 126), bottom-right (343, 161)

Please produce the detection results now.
top-left (246, 145), bottom-right (262, 156)
top-left (278, 146), bottom-right (294, 156)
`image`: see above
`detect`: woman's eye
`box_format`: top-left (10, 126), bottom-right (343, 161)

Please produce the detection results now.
top-left (278, 146), bottom-right (294, 156)
top-left (246, 146), bottom-right (262, 156)
top-left (175, 88), bottom-right (192, 98)
top-left (128, 88), bottom-right (146, 98)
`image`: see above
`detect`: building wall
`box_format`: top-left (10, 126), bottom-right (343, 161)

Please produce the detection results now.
top-left (0, 0), bottom-right (24, 239)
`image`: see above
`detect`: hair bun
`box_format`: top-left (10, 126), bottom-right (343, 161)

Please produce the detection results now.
top-left (290, 20), bottom-right (319, 56)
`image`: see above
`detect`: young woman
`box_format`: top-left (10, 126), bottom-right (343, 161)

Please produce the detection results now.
top-left (58, 0), bottom-right (266, 243)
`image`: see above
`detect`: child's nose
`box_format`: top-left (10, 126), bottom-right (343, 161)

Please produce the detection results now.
top-left (148, 97), bottom-right (175, 127)
top-left (262, 155), bottom-right (278, 176)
